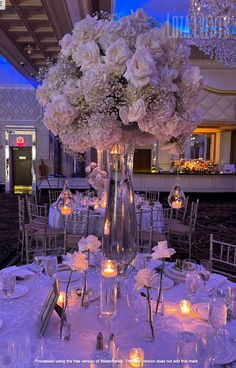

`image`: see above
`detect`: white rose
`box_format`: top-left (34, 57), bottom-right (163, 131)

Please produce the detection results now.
top-left (124, 48), bottom-right (158, 88)
top-left (85, 166), bottom-right (91, 174)
top-left (152, 241), bottom-right (176, 260)
top-left (59, 34), bottom-right (72, 58)
top-left (63, 251), bottom-right (88, 272)
top-left (43, 94), bottom-right (78, 129)
top-left (78, 235), bottom-right (101, 253)
top-left (36, 85), bottom-right (50, 107)
top-left (119, 99), bottom-right (146, 125)
top-left (134, 268), bottom-right (157, 291)
top-left (136, 31), bottom-right (163, 60)
top-left (181, 66), bottom-right (203, 92)
top-left (104, 38), bottom-right (132, 76)
top-left (130, 8), bottom-right (150, 24)
top-left (74, 40), bottom-right (101, 71)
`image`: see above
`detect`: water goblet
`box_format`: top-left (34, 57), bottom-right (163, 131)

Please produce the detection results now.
top-left (44, 256), bottom-right (58, 284)
top-left (177, 331), bottom-right (198, 367)
top-left (1, 272), bottom-right (16, 303)
top-left (33, 249), bottom-right (45, 286)
top-left (185, 272), bottom-right (201, 301)
top-left (209, 298), bottom-right (227, 340)
top-left (199, 259), bottom-right (212, 287)
top-left (183, 259), bottom-right (197, 273)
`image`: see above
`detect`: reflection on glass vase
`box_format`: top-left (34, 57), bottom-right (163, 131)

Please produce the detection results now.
top-left (102, 144), bottom-right (138, 275)
top-left (59, 297), bottom-right (71, 341)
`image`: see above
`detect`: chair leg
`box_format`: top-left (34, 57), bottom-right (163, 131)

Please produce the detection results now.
top-left (25, 233), bottom-right (29, 264)
top-left (188, 233), bottom-right (192, 260)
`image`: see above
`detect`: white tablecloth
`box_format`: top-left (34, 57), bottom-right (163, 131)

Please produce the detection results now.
top-left (0, 265), bottom-right (235, 368)
top-left (48, 203), bottom-right (163, 238)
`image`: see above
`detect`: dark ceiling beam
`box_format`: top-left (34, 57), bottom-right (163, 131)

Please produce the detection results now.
top-left (0, 28), bottom-right (37, 86)
top-left (9, 0), bottom-right (48, 59)
top-left (42, 0), bottom-right (73, 40)
top-left (99, 0), bottom-right (113, 13)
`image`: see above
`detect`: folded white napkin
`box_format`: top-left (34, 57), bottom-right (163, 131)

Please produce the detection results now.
top-left (206, 274), bottom-right (227, 292)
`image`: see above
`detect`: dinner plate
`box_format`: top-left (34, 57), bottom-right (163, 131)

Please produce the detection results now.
top-left (56, 270), bottom-right (81, 283)
top-left (155, 277), bottom-right (174, 290)
top-left (206, 274), bottom-right (227, 292)
top-left (191, 302), bottom-right (209, 321)
top-left (0, 285), bottom-right (29, 300)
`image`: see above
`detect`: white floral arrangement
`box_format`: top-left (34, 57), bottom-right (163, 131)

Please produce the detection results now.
top-left (85, 162), bottom-right (107, 193)
top-left (36, 9), bottom-right (203, 155)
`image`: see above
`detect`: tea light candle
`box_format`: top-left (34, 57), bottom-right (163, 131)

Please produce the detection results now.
top-left (180, 299), bottom-right (191, 315)
top-left (61, 205), bottom-right (72, 216)
top-left (129, 348), bottom-right (144, 368)
top-left (57, 291), bottom-right (66, 307)
top-left (172, 200), bottom-right (182, 209)
top-left (101, 260), bottom-right (117, 277)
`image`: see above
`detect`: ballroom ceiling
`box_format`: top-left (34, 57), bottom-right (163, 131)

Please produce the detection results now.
top-left (0, 0), bottom-right (217, 86)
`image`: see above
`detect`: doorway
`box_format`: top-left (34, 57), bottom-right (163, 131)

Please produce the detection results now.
top-left (11, 147), bottom-right (32, 193)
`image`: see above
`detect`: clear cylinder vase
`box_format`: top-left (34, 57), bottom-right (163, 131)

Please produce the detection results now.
top-left (59, 297), bottom-right (71, 341)
top-left (144, 294), bottom-right (155, 342)
top-left (102, 144), bottom-right (138, 275)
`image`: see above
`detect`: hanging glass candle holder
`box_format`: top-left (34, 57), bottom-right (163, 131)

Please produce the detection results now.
top-left (56, 181), bottom-right (75, 215)
top-left (168, 177), bottom-right (186, 209)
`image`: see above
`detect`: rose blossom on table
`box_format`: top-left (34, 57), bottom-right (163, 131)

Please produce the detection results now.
top-left (78, 235), bottom-right (101, 253)
top-left (134, 268), bottom-right (157, 291)
top-left (151, 240), bottom-right (175, 315)
top-left (63, 251), bottom-right (88, 272)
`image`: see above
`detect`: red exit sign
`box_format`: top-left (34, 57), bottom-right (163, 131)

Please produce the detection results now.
top-left (16, 136), bottom-right (25, 147)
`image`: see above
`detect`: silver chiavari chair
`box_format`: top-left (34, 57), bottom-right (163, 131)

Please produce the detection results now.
top-left (210, 234), bottom-right (236, 281)
top-left (172, 196), bottom-right (189, 225)
top-left (145, 191), bottom-right (160, 202)
top-left (48, 190), bottom-right (61, 206)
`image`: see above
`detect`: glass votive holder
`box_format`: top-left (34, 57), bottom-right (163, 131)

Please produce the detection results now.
top-left (100, 260), bottom-right (117, 319)
top-left (129, 347), bottom-right (144, 368)
top-left (180, 299), bottom-right (191, 316)
top-left (101, 260), bottom-right (117, 278)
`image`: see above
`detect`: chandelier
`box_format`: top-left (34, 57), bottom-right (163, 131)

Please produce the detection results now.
top-left (189, 0), bottom-right (236, 66)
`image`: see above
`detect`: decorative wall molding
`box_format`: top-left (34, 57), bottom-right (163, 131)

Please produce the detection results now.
top-left (0, 87), bottom-right (43, 122)
top-left (199, 90), bottom-right (236, 122)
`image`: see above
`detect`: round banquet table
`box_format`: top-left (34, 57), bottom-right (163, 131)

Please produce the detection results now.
top-left (48, 202), bottom-right (163, 237)
top-left (0, 264), bottom-right (236, 368)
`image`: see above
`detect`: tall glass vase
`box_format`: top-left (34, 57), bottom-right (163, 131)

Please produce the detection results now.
top-left (102, 144), bottom-right (138, 275)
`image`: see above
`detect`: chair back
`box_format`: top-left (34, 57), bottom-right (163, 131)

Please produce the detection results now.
top-left (173, 196), bottom-right (189, 224)
top-left (63, 210), bottom-right (91, 253)
top-left (48, 190), bottom-right (61, 206)
top-left (27, 202), bottom-right (48, 231)
top-left (18, 196), bottom-right (25, 230)
top-left (189, 199), bottom-right (199, 232)
top-left (145, 191), bottom-right (160, 202)
top-left (210, 234), bottom-right (236, 281)
top-left (150, 207), bottom-right (173, 244)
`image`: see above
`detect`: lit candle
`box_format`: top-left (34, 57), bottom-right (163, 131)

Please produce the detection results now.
top-left (180, 299), bottom-right (191, 315)
top-left (61, 205), bottom-right (72, 216)
top-left (129, 348), bottom-right (144, 368)
top-left (101, 260), bottom-right (117, 278)
top-left (172, 200), bottom-right (182, 209)
top-left (57, 291), bottom-right (66, 307)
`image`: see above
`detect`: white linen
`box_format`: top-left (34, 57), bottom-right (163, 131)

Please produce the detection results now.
top-left (0, 267), bottom-right (235, 368)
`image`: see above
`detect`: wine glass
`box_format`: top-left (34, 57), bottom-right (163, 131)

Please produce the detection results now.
top-left (1, 272), bottom-right (16, 303)
top-left (177, 331), bottom-right (198, 362)
top-left (199, 259), bottom-right (212, 287)
top-left (183, 259), bottom-right (197, 273)
top-left (44, 256), bottom-right (58, 284)
top-left (208, 298), bottom-right (227, 356)
top-left (33, 250), bottom-right (45, 287)
top-left (185, 272), bottom-right (201, 301)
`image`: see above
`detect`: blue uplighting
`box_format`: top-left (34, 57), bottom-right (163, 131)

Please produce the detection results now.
top-left (0, 54), bottom-right (35, 86)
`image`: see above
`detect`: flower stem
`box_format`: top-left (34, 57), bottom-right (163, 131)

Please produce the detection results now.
top-left (155, 259), bottom-right (165, 315)
top-left (60, 269), bottom-right (73, 339)
top-left (146, 287), bottom-right (154, 340)
top-left (81, 270), bottom-right (87, 307)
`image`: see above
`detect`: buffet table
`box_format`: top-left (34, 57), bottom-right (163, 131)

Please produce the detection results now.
top-left (0, 265), bottom-right (236, 368)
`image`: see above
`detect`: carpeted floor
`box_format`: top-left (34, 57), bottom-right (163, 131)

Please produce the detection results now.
top-left (0, 192), bottom-right (236, 278)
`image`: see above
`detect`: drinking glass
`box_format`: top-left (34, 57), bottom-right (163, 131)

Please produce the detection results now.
top-left (225, 286), bottom-right (236, 319)
top-left (33, 250), bottom-right (45, 286)
top-left (177, 331), bottom-right (198, 367)
top-left (185, 272), bottom-right (201, 301)
top-left (209, 298), bottom-right (227, 331)
top-left (44, 256), bottom-right (58, 283)
top-left (183, 259), bottom-right (197, 273)
top-left (199, 260), bottom-right (212, 287)
top-left (1, 272), bottom-right (16, 302)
